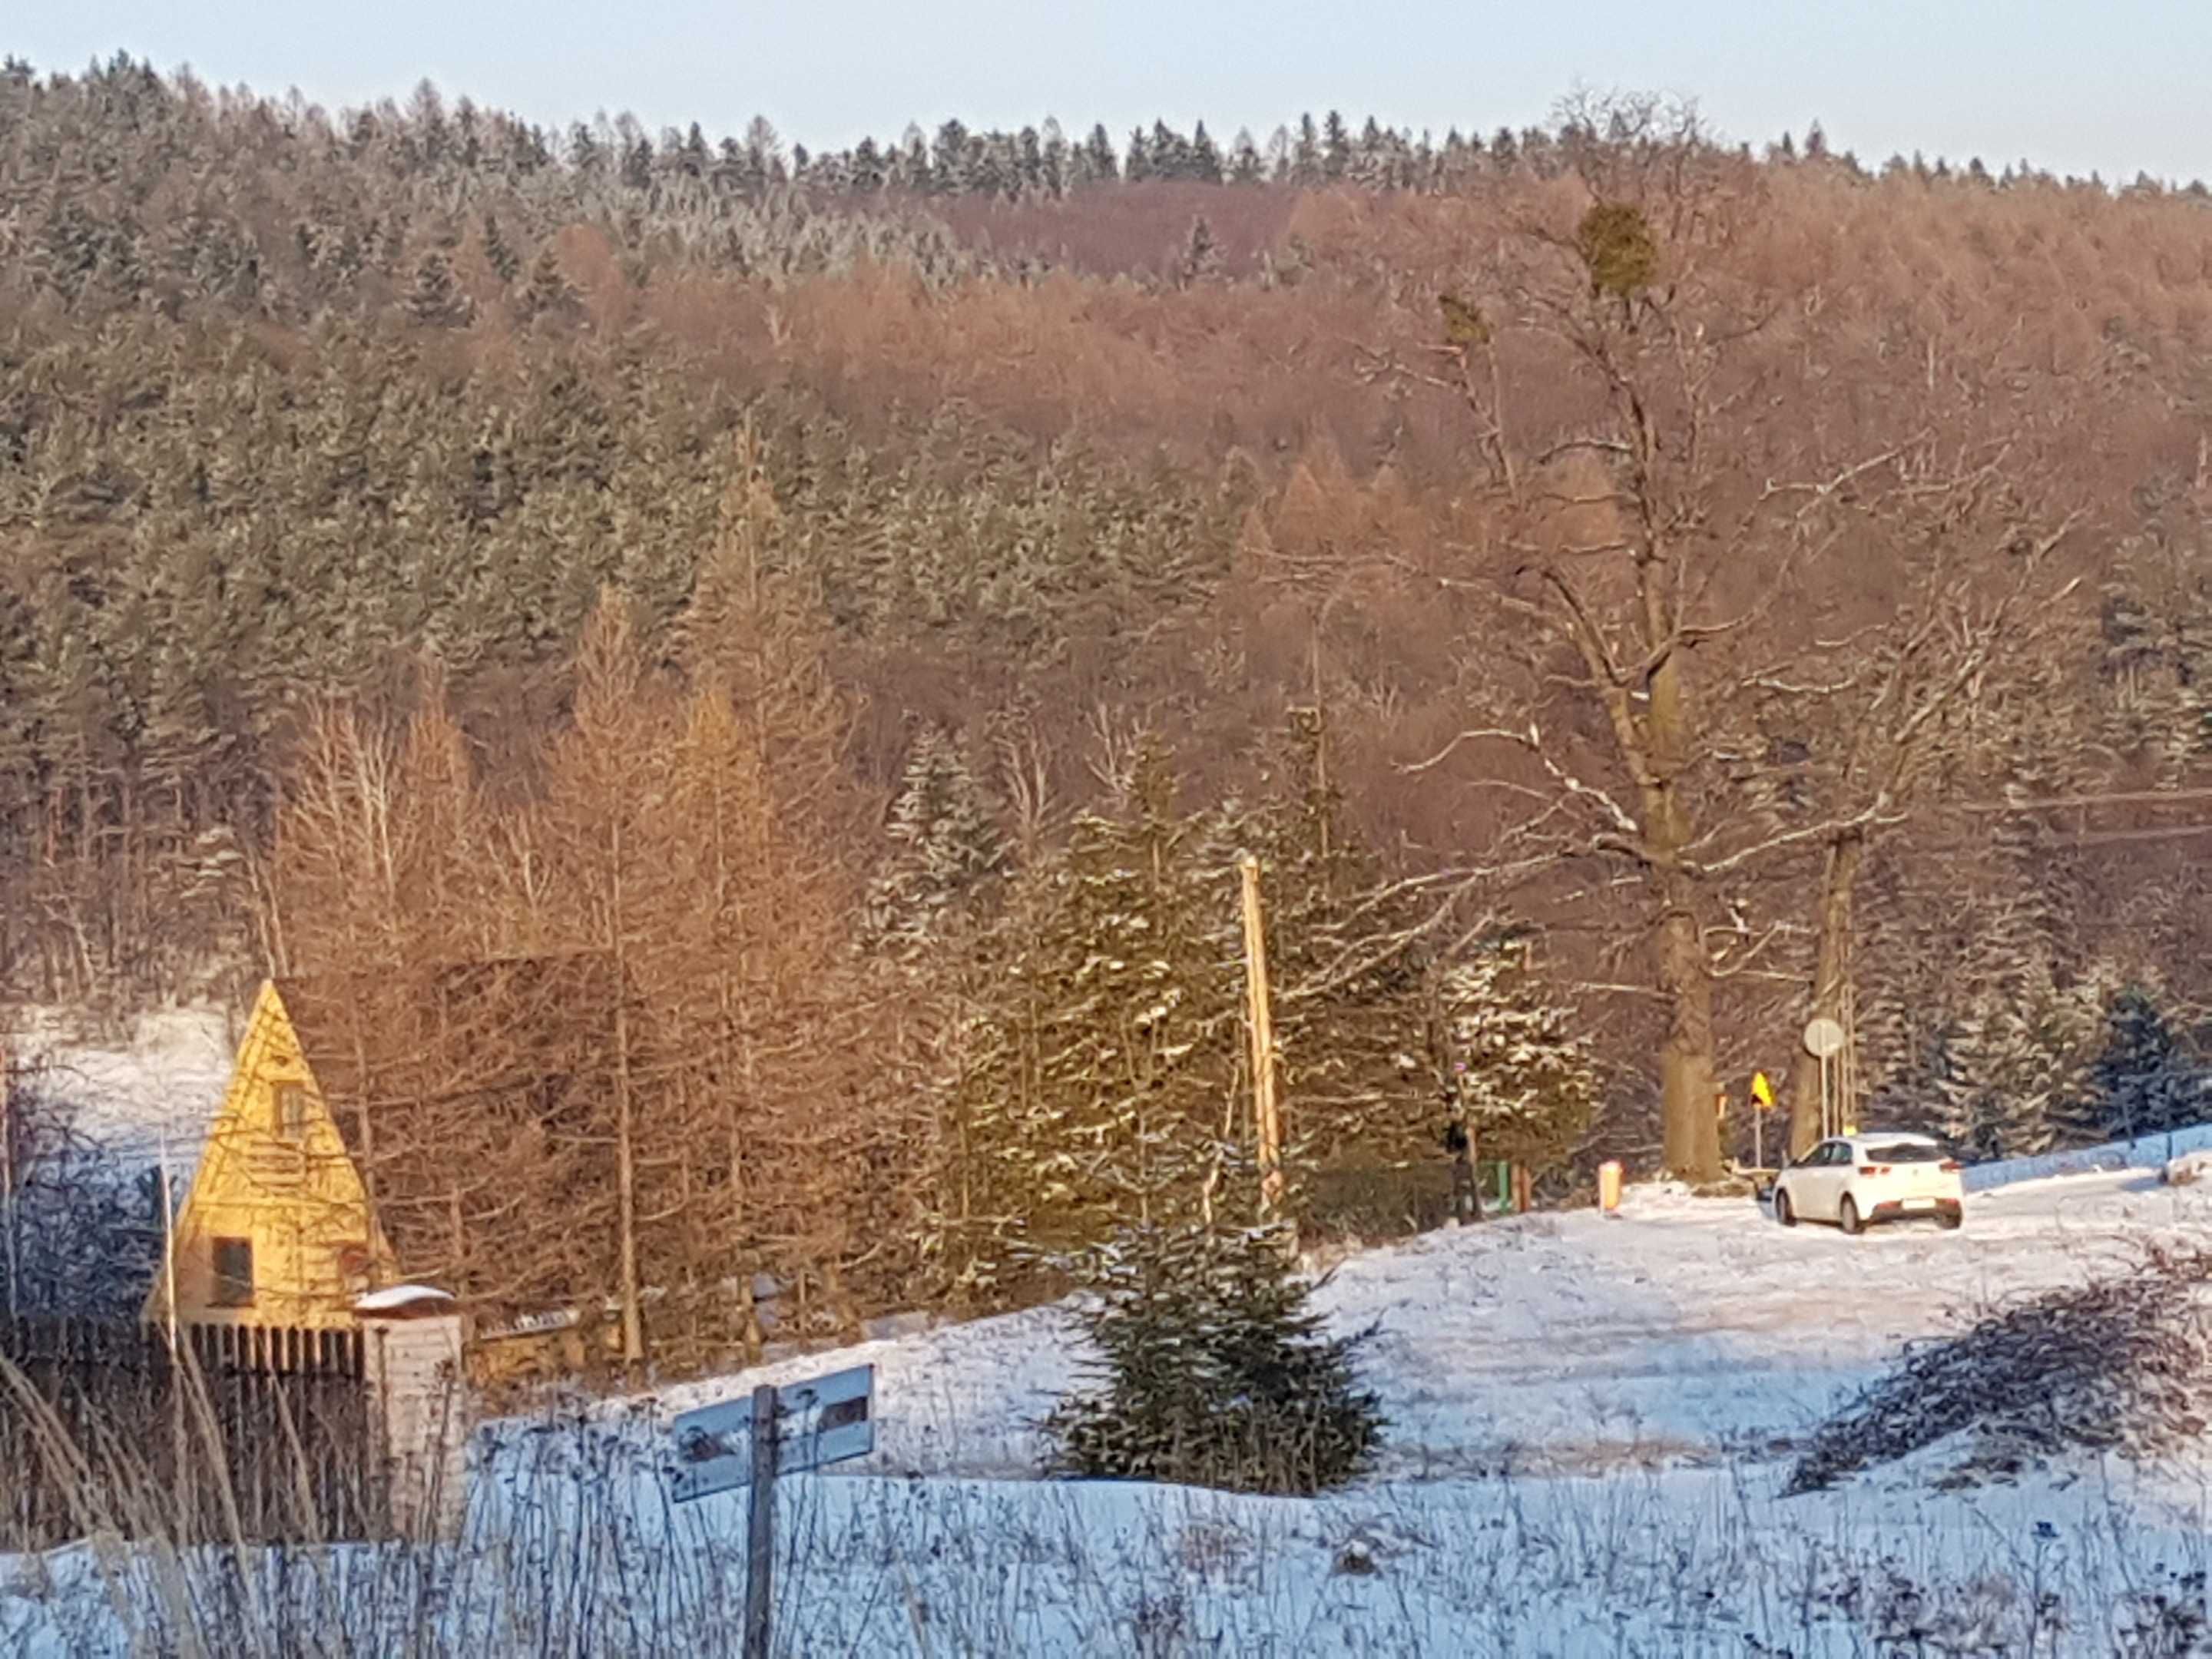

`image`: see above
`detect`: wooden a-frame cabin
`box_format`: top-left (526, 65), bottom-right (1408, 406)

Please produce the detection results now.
top-left (145, 956), bottom-right (627, 1339)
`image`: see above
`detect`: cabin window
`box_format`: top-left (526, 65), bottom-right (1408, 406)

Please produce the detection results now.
top-left (210, 1237), bottom-right (255, 1308)
top-left (273, 1082), bottom-right (310, 1142)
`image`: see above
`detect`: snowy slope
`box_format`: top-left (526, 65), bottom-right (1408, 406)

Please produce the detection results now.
top-left (10, 1005), bottom-right (236, 1176)
top-left (12, 1129), bottom-right (2212, 1654)
top-left (15, 1163), bottom-right (2212, 1656)
top-left (614, 1158), bottom-right (2212, 1485)
top-left (1962, 1121), bottom-right (2212, 1191)
top-left (18, 999), bottom-right (2205, 1482)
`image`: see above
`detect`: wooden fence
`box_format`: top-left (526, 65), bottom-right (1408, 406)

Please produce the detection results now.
top-left (0, 1317), bottom-right (383, 1550)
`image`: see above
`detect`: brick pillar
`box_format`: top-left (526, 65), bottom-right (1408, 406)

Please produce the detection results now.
top-left (357, 1286), bottom-right (471, 1540)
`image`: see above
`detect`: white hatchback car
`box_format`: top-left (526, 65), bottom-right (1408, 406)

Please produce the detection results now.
top-left (1771, 1131), bottom-right (1964, 1235)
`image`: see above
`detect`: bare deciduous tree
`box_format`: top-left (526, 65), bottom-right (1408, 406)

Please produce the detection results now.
top-left (1380, 96), bottom-right (2098, 1177)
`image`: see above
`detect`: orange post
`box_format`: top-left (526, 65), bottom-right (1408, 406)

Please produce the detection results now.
top-left (1598, 1161), bottom-right (1623, 1213)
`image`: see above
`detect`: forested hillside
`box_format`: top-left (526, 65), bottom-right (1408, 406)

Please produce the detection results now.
top-left (7, 55), bottom-right (2212, 1333)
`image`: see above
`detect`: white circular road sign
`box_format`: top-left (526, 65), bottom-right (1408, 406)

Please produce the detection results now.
top-left (1802, 1017), bottom-right (1846, 1059)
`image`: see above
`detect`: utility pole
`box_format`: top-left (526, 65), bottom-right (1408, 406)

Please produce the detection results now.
top-left (1239, 855), bottom-right (1284, 1218)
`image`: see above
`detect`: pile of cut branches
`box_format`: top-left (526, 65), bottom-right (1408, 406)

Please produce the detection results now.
top-left (1788, 1243), bottom-right (2212, 1494)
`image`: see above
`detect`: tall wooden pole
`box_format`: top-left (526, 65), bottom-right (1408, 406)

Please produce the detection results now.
top-left (1239, 856), bottom-right (1284, 1218)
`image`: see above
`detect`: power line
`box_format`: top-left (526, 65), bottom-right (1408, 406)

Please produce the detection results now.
top-left (2068, 821), bottom-right (2212, 848)
top-left (1939, 785), bottom-right (2212, 815)
top-left (1912, 820), bottom-right (2212, 852)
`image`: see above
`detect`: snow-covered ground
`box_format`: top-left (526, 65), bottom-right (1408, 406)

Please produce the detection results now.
top-left (614, 1162), bottom-right (2212, 1484)
top-left (10, 1005), bottom-right (235, 1177)
top-left (1962, 1119), bottom-right (2212, 1191)
top-left (12, 1075), bottom-right (2212, 1652)
top-left (13, 1454), bottom-right (2210, 1656)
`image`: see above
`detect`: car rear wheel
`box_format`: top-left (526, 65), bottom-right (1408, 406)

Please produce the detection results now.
top-left (1938, 1208), bottom-right (1962, 1231)
top-left (1838, 1195), bottom-right (1863, 1236)
top-left (1774, 1188), bottom-right (1796, 1227)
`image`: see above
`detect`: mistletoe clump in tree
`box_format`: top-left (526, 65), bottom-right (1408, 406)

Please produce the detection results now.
top-left (1042, 1222), bottom-right (1382, 1495)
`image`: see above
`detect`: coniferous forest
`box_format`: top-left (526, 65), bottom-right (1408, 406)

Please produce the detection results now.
top-left (8, 55), bottom-right (2212, 1348)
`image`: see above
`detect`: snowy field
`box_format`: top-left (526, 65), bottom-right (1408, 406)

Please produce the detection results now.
top-left (12, 1033), bottom-right (2212, 1654)
top-left (622, 1155), bottom-right (2212, 1483)
top-left (12, 1150), bottom-right (2212, 1652)
top-left (12, 1453), bottom-right (2212, 1656)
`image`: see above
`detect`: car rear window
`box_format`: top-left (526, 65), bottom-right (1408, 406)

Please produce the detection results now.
top-left (1866, 1142), bottom-right (1945, 1163)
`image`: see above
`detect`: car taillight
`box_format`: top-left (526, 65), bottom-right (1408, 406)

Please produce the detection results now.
top-left (1859, 1165), bottom-right (1886, 1176)
top-left (1940, 1161), bottom-right (1961, 1173)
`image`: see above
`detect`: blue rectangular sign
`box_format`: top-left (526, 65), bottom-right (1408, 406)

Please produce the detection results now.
top-left (667, 1363), bottom-right (875, 1503)
top-left (774, 1363), bottom-right (876, 1475)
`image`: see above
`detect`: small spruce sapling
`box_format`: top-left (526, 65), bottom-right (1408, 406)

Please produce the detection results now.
top-left (1043, 1222), bottom-right (1383, 1495)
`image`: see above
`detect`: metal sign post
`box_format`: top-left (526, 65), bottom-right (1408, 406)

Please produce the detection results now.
top-left (1750, 1071), bottom-right (1774, 1172)
top-left (1803, 1018), bottom-right (1846, 1141)
top-left (743, 1386), bottom-right (776, 1659)
top-left (667, 1363), bottom-right (877, 1659)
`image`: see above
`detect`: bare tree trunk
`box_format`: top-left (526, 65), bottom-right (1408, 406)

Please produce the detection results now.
top-left (608, 820), bottom-right (646, 1367)
top-left (1656, 876), bottom-right (1721, 1177)
top-left (1788, 832), bottom-right (1863, 1158)
top-left (1644, 631), bottom-right (1723, 1181)
top-left (1427, 970), bottom-right (1483, 1224)
top-left (1459, 1109), bottom-right (1484, 1224)
top-left (349, 1026), bottom-right (382, 1287)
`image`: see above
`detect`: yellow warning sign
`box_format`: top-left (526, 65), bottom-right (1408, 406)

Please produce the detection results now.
top-left (1750, 1071), bottom-right (1775, 1111)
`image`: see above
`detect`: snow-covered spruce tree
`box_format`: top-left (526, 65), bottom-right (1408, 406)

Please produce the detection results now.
top-left (1927, 969), bottom-right (2102, 1161)
top-left (943, 736), bottom-right (1247, 1302)
top-left (1856, 863), bottom-right (1964, 1134)
top-left (1042, 1221), bottom-right (1382, 1495)
top-left (1175, 216), bottom-right (1224, 286)
top-left (2072, 982), bottom-right (2205, 1145)
top-left (1240, 709), bottom-right (1439, 1174)
top-left (405, 246), bottom-right (471, 328)
top-left (940, 713), bottom-right (1529, 1286)
top-left (1434, 935), bottom-right (1598, 1180)
top-left (862, 723), bottom-right (1008, 957)
top-left (1864, 814), bottom-right (2106, 1160)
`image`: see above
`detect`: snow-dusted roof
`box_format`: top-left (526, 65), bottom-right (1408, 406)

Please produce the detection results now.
top-left (355, 1283), bottom-right (456, 1313)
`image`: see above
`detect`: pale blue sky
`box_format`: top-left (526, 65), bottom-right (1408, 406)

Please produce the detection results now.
top-left (15, 2), bottom-right (2212, 183)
